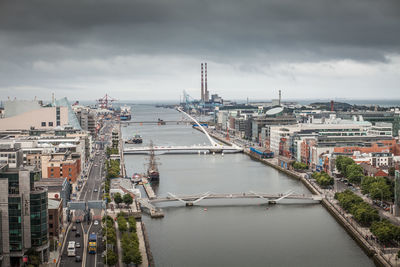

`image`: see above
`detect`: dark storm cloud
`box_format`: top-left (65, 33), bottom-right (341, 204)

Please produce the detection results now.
top-left (1, 0), bottom-right (399, 62)
top-left (0, 0), bottom-right (399, 100)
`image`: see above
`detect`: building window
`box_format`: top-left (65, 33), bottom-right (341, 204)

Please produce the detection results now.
top-left (49, 214), bottom-right (53, 220)
top-left (41, 122), bottom-right (46, 127)
top-left (49, 122), bottom-right (53, 126)
top-left (49, 223), bottom-right (53, 229)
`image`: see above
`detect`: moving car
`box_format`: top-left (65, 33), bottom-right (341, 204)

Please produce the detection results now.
top-left (94, 220), bottom-right (99, 226)
top-left (75, 255), bottom-right (82, 262)
top-left (75, 231), bottom-right (81, 237)
top-left (72, 226), bottom-right (77, 231)
top-left (75, 242), bottom-right (81, 248)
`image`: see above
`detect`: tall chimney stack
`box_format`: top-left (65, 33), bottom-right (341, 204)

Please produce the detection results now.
top-left (205, 62), bottom-right (208, 101)
top-left (331, 100), bottom-right (334, 112)
top-left (201, 63), bottom-right (204, 101)
top-left (279, 90), bottom-right (281, 106)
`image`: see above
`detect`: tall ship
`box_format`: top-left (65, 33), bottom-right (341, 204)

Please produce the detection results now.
top-left (120, 105), bottom-right (132, 121)
top-left (147, 142), bottom-right (160, 182)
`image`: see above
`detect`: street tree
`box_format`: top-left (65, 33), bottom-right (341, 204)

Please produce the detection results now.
top-left (114, 192), bottom-right (123, 207)
top-left (123, 194), bottom-right (133, 206)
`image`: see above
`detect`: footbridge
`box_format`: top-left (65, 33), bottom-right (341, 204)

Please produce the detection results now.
top-left (123, 144), bottom-right (242, 154)
top-left (123, 107), bottom-right (243, 154)
top-left (140, 190), bottom-right (322, 209)
top-left (121, 120), bottom-right (195, 125)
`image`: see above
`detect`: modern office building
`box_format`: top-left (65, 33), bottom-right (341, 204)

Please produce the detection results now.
top-left (0, 163), bottom-right (49, 266)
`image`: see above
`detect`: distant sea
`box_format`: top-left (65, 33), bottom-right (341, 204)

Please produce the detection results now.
top-left (292, 99), bottom-right (400, 107)
top-left (28, 99), bottom-right (400, 108)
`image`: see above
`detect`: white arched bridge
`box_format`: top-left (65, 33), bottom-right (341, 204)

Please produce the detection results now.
top-left (123, 107), bottom-right (243, 154)
top-left (138, 190), bottom-right (322, 214)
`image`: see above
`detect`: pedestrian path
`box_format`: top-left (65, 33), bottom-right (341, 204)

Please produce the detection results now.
top-left (114, 220), bottom-right (123, 267)
top-left (136, 222), bottom-right (149, 267)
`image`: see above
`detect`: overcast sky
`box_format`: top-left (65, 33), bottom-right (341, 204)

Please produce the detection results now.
top-left (0, 0), bottom-right (399, 102)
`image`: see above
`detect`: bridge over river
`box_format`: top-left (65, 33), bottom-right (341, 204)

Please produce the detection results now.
top-left (138, 190), bottom-right (322, 217)
top-left (124, 144), bottom-right (242, 154)
top-left (123, 107), bottom-right (243, 154)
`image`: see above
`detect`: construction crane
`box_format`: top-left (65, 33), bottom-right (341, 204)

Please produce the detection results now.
top-left (96, 94), bottom-right (117, 109)
top-left (182, 90), bottom-right (197, 111)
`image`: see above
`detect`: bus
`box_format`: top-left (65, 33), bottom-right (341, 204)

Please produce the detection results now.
top-left (67, 241), bottom-right (76, 257)
top-left (88, 233), bottom-right (97, 254)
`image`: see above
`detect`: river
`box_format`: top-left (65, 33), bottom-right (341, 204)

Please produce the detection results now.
top-left (122, 105), bottom-right (374, 267)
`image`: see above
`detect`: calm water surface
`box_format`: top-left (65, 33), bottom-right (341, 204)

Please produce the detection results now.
top-left (123, 105), bottom-right (374, 267)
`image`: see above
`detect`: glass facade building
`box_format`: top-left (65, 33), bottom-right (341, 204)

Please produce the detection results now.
top-left (0, 167), bottom-right (49, 266)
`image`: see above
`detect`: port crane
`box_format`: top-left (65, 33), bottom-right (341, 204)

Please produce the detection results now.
top-left (96, 94), bottom-right (117, 109)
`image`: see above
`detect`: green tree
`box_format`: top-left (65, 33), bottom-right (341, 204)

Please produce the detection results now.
top-left (352, 202), bottom-right (379, 226)
top-left (370, 220), bottom-right (396, 243)
top-left (345, 164), bottom-right (364, 184)
top-left (128, 216), bottom-right (137, 232)
top-left (114, 193), bottom-right (123, 207)
top-left (133, 247), bottom-right (143, 265)
top-left (117, 216), bottom-right (128, 232)
top-left (361, 176), bottom-right (376, 195)
top-left (105, 250), bottom-right (118, 266)
top-left (369, 179), bottom-right (392, 201)
top-left (292, 162), bottom-right (308, 170)
top-left (336, 156), bottom-right (355, 175)
top-left (313, 172), bottom-right (334, 187)
top-left (123, 194), bottom-right (133, 206)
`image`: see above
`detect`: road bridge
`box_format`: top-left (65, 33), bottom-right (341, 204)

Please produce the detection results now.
top-left (139, 191), bottom-right (322, 211)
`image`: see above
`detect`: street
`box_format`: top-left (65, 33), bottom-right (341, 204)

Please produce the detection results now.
top-left (60, 121), bottom-right (112, 267)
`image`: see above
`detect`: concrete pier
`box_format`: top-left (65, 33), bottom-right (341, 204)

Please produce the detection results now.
top-left (142, 177), bottom-right (156, 199)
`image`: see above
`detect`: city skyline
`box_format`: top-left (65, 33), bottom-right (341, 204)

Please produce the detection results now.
top-left (0, 0), bottom-right (399, 100)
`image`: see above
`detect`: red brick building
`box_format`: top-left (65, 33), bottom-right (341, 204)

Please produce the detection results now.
top-left (333, 139), bottom-right (400, 156)
top-left (41, 152), bottom-right (81, 183)
top-left (48, 198), bottom-right (63, 240)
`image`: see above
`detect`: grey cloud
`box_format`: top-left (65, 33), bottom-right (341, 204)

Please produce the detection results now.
top-left (1, 0), bottom-right (399, 62)
top-left (0, 0), bottom-right (399, 100)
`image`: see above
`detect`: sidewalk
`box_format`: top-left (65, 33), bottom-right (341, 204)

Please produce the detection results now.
top-left (114, 221), bottom-right (123, 267)
top-left (136, 222), bottom-right (149, 267)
